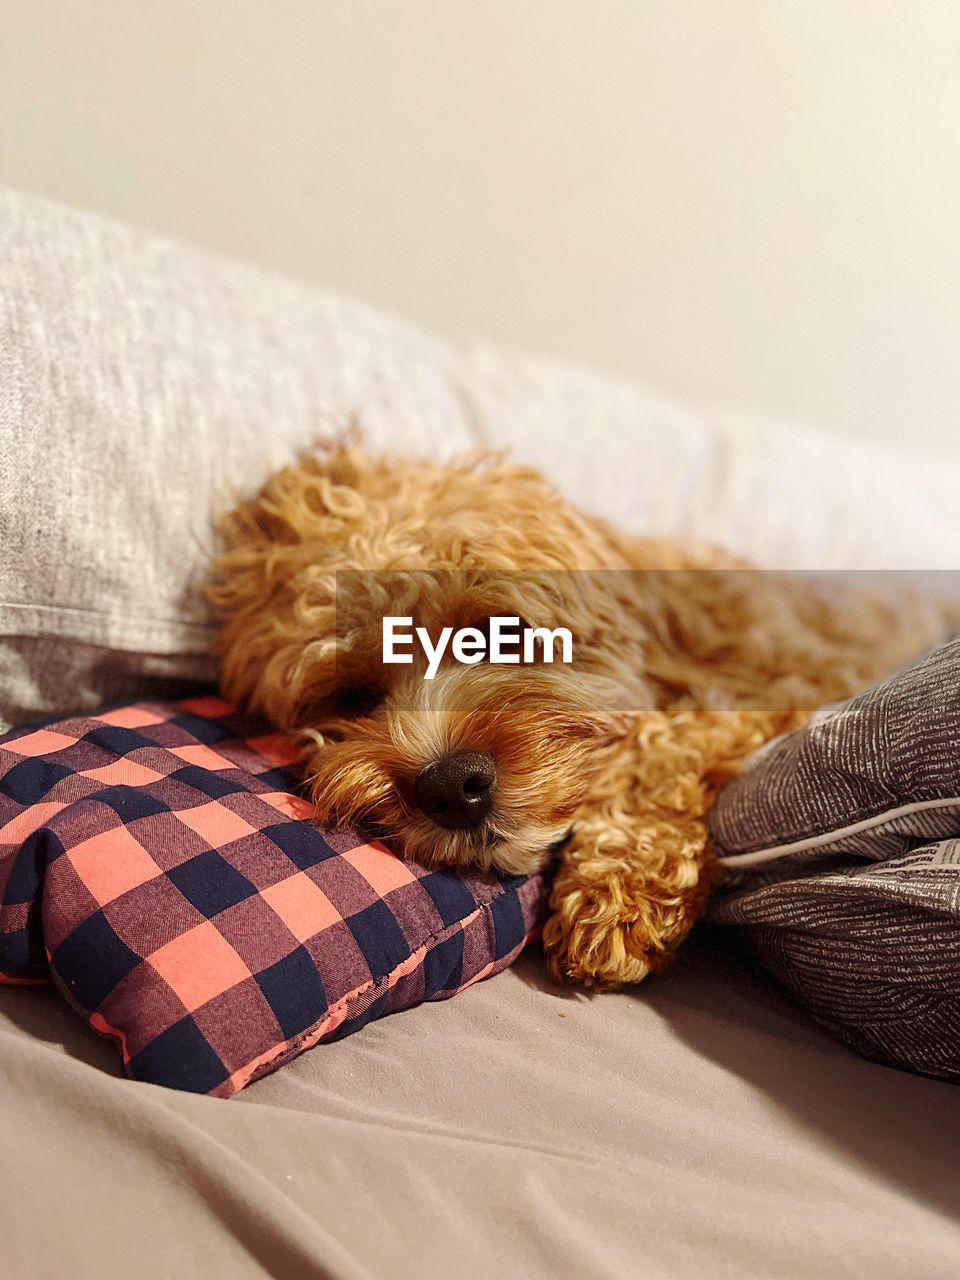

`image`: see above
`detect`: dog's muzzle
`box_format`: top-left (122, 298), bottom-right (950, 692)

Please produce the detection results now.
top-left (413, 750), bottom-right (496, 831)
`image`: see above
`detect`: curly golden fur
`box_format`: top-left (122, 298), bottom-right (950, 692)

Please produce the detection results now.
top-left (208, 440), bottom-right (951, 989)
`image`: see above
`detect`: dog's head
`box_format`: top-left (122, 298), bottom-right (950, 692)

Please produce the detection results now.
top-left (209, 443), bottom-right (653, 874)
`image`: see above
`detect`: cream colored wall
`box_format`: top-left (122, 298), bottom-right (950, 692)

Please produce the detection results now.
top-left (2, 1), bottom-right (959, 455)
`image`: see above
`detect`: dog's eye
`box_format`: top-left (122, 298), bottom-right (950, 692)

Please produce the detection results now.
top-left (334, 685), bottom-right (385, 717)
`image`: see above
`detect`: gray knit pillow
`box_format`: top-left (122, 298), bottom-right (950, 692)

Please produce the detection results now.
top-left (708, 640), bottom-right (960, 1083)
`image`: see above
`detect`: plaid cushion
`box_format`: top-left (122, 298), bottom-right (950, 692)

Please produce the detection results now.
top-left (0, 697), bottom-right (551, 1096)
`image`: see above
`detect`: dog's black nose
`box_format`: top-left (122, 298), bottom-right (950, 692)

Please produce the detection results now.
top-left (414, 751), bottom-right (496, 830)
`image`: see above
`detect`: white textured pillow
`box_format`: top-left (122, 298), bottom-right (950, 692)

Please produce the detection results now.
top-left (458, 349), bottom-right (960, 570)
top-left (0, 187), bottom-right (478, 724)
top-left (3, 184), bottom-right (960, 728)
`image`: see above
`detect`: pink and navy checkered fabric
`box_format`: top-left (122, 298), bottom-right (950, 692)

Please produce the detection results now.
top-left (0, 698), bottom-right (551, 1096)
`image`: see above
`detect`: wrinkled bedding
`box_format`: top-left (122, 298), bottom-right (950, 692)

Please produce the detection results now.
top-left (4, 931), bottom-right (960, 1280)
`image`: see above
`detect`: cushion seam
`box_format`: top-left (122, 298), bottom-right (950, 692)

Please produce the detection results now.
top-left (717, 795), bottom-right (960, 867)
top-left (0, 600), bottom-right (216, 653)
top-left (235, 885), bottom-right (538, 1092)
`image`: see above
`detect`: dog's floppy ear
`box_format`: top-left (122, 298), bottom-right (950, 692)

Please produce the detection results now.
top-left (207, 442), bottom-right (372, 726)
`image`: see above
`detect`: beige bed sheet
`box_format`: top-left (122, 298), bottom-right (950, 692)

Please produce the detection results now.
top-left (1, 928), bottom-right (957, 1280)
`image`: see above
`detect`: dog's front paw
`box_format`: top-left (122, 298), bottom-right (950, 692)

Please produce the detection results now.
top-left (542, 882), bottom-right (659, 991)
top-left (542, 836), bottom-right (712, 990)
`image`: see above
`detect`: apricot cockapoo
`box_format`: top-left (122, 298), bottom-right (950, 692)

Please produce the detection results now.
top-left (209, 441), bottom-right (947, 989)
